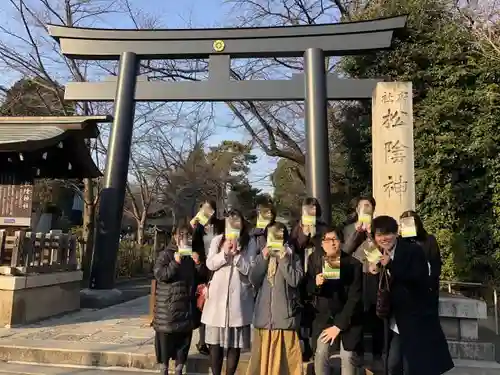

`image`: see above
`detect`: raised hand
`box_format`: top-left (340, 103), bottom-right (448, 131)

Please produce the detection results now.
top-left (316, 273), bottom-right (325, 286)
top-left (192, 251), bottom-right (201, 265)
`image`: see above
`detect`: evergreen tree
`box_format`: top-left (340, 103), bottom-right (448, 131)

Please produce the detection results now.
top-left (339, 0), bottom-right (500, 281)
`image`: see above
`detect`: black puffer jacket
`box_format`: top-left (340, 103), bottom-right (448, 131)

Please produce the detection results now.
top-left (153, 245), bottom-right (208, 333)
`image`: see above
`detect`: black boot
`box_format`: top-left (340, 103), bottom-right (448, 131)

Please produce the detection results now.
top-left (196, 342), bottom-right (209, 355)
top-left (302, 338), bottom-right (313, 362)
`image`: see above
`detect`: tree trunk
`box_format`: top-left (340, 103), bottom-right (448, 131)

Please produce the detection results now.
top-left (82, 178), bottom-right (95, 285)
top-left (137, 211), bottom-right (147, 246)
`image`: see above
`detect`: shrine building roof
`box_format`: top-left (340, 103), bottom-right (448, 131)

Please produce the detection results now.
top-left (0, 116), bottom-right (112, 179)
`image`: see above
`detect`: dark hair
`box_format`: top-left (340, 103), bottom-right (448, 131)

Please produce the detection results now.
top-left (225, 208), bottom-right (250, 248)
top-left (320, 225), bottom-right (344, 243)
top-left (400, 210), bottom-right (428, 239)
top-left (302, 197), bottom-right (322, 219)
top-left (257, 201), bottom-right (277, 222)
top-left (371, 215), bottom-right (398, 236)
top-left (356, 196), bottom-right (376, 211)
top-left (169, 224), bottom-right (193, 247)
top-left (264, 221), bottom-right (290, 244)
top-left (344, 195), bottom-right (377, 225)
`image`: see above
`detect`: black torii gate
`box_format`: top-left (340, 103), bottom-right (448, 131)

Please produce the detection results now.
top-left (49, 16), bottom-right (406, 289)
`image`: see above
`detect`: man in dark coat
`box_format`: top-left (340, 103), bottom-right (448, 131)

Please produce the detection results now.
top-left (372, 215), bottom-right (454, 375)
top-left (306, 226), bottom-right (363, 375)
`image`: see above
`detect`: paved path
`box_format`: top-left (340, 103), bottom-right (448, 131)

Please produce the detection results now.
top-left (0, 296), bottom-right (499, 374)
top-left (0, 362), bottom-right (155, 375)
top-left (0, 296), bottom-right (162, 356)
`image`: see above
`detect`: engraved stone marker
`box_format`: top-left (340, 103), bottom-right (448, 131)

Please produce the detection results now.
top-left (372, 82), bottom-right (415, 219)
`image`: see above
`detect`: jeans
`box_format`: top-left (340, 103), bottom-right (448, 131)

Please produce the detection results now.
top-left (314, 337), bottom-right (356, 375)
top-left (388, 332), bottom-right (409, 375)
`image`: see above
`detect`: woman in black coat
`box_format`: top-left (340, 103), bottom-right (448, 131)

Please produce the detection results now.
top-left (153, 224), bottom-right (208, 375)
top-left (341, 196), bottom-right (384, 369)
top-left (306, 226), bottom-right (363, 375)
top-left (399, 210), bottom-right (442, 309)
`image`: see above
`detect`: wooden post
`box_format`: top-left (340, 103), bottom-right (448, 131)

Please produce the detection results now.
top-left (11, 230), bottom-right (25, 268)
top-left (372, 82), bottom-right (415, 219)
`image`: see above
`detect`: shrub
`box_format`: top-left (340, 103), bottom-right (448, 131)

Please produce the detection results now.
top-left (115, 240), bottom-right (154, 279)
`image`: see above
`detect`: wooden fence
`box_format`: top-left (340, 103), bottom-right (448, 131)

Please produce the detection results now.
top-left (0, 230), bottom-right (77, 275)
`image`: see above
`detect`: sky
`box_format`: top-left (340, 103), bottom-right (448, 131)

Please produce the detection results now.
top-left (0, 0), bottom-right (278, 194)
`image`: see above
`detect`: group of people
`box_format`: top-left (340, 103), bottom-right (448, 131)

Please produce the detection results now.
top-left (151, 197), bottom-right (455, 375)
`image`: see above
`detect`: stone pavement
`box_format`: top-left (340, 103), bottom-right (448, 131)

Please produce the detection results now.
top-left (0, 362), bottom-right (156, 374)
top-left (0, 297), bottom-right (200, 372)
top-left (0, 296), bottom-right (498, 374)
top-left (0, 296), bottom-right (250, 374)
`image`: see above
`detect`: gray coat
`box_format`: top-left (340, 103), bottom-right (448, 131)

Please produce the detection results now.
top-left (249, 250), bottom-right (304, 330)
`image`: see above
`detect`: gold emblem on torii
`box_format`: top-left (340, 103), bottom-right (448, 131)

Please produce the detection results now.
top-left (213, 40), bottom-right (225, 52)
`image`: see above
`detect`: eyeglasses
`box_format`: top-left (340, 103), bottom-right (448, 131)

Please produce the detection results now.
top-left (322, 237), bottom-right (339, 243)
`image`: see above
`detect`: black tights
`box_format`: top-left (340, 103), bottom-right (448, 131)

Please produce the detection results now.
top-left (209, 344), bottom-right (241, 375)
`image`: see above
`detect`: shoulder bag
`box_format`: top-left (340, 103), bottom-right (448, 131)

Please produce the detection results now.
top-left (376, 266), bottom-right (391, 319)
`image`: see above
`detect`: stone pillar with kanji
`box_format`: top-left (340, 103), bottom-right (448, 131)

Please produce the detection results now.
top-left (372, 82), bottom-right (415, 219)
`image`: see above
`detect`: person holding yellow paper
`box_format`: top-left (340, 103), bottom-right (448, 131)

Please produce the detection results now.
top-left (201, 209), bottom-right (255, 375)
top-left (399, 210), bottom-right (442, 308)
top-left (152, 224), bottom-right (208, 375)
top-left (289, 197), bottom-right (328, 362)
top-left (191, 200), bottom-right (224, 356)
top-left (247, 222), bottom-right (304, 375)
top-left (249, 200), bottom-right (277, 256)
top-left (340, 196), bottom-right (384, 370)
top-left (305, 226), bottom-right (362, 375)
top-left (369, 216), bottom-right (453, 375)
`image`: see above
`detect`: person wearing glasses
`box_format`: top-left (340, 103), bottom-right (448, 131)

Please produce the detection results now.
top-left (307, 226), bottom-right (363, 375)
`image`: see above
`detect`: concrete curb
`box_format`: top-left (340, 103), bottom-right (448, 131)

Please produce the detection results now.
top-left (0, 344), bottom-right (250, 374)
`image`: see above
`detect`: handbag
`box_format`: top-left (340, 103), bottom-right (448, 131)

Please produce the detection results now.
top-left (196, 283), bottom-right (208, 311)
top-left (376, 266), bottom-right (391, 319)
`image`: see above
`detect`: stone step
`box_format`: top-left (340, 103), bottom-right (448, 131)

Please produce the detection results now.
top-left (0, 339), bottom-right (495, 372)
top-left (0, 342), bottom-right (497, 375)
top-left (448, 340), bottom-right (496, 362)
top-left (0, 342), bottom-right (380, 374)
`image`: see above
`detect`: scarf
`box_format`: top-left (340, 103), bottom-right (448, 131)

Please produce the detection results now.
top-left (266, 248), bottom-right (287, 286)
